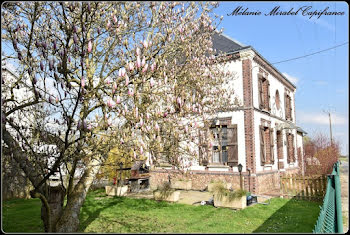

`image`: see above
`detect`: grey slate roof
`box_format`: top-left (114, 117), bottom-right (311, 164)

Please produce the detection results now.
top-left (211, 32), bottom-right (296, 89)
top-left (212, 33), bottom-right (247, 55)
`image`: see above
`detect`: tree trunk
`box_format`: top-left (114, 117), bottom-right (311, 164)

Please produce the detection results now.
top-left (40, 185), bottom-right (66, 232)
top-left (55, 157), bottom-right (102, 232)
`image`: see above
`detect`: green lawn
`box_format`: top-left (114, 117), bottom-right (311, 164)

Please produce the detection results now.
top-left (3, 189), bottom-right (321, 233)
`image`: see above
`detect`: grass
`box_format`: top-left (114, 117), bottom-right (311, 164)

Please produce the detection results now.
top-left (2, 189), bottom-right (321, 233)
top-left (2, 197), bottom-right (43, 232)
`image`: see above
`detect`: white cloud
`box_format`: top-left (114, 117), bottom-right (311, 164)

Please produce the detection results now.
top-left (298, 111), bottom-right (348, 125)
top-left (282, 72), bottom-right (299, 85)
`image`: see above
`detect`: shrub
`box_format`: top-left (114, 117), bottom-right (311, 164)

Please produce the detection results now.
top-left (303, 133), bottom-right (340, 175)
top-left (212, 182), bottom-right (247, 202)
top-left (153, 181), bottom-right (175, 199)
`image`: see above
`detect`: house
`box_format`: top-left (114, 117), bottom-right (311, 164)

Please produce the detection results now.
top-left (149, 33), bottom-right (307, 194)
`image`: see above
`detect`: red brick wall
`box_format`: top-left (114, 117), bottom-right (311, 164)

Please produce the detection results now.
top-left (242, 58), bottom-right (257, 193)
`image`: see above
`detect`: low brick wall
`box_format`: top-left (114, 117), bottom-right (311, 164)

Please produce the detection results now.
top-left (150, 167), bottom-right (300, 194)
top-left (255, 167), bottom-right (300, 194)
top-left (150, 169), bottom-right (241, 191)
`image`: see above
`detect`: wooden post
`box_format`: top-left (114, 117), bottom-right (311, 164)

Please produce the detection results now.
top-left (297, 177), bottom-right (301, 200)
top-left (318, 176), bottom-right (322, 200)
top-left (305, 177), bottom-right (309, 200)
top-left (292, 175), bottom-right (296, 198)
top-left (280, 175), bottom-right (283, 198)
top-left (301, 175), bottom-right (305, 199)
top-left (309, 177), bottom-right (314, 201)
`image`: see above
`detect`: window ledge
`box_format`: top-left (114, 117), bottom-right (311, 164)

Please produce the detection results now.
top-left (207, 164), bottom-right (230, 168)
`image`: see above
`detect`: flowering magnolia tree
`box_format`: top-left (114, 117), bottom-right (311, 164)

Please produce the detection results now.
top-left (1, 1), bottom-right (235, 232)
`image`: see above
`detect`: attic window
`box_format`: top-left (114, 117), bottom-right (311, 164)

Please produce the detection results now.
top-left (275, 90), bottom-right (280, 109)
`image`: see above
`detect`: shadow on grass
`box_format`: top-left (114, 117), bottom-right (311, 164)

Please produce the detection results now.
top-left (79, 190), bottom-right (172, 232)
top-left (253, 197), bottom-right (321, 233)
top-left (79, 196), bottom-right (125, 231)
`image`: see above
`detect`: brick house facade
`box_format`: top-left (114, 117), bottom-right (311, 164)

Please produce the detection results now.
top-left (149, 33), bottom-right (306, 194)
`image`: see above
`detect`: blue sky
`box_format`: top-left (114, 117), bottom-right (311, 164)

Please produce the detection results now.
top-left (214, 1), bottom-right (349, 155)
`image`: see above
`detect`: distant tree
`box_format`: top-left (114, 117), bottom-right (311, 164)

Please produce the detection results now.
top-left (1, 2), bottom-right (234, 232)
top-left (303, 133), bottom-right (340, 175)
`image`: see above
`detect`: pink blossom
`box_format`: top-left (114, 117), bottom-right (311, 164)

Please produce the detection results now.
top-left (146, 113), bottom-right (150, 120)
top-left (135, 107), bottom-right (138, 118)
top-left (107, 20), bottom-right (111, 29)
top-left (88, 40), bottom-right (92, 53)
top-left (139, 118), bottom-right (144, 127)
top-left (151, 62), bottom-right (156, 72)
top-left (177, 97), bottom-right (182, 106)
top-left (119, 67), bottom-right (126, 77)
top-left (142, 40), bottom-right (148, 49)
top-left (87, 124), bottom-right (92, 131)
top-left (107, 99), bottom-right (113, 108)
top-left (141, 57), bottom-right (146, 67)
top-left (81, 77), bottom-right (85, 88)
top-left (106, 79), bottom-right (110, 85)
top-left (142, 63), bottom-right (148, 73)
top-left (136, 56), bottom-right (141, 68)
top-left (125, 75), bottom-right (129, 86)
top-left (56, 97), bottom-right (59, 103)
top-left (128, 62), bottom-right (134, 71)
top-left (116, 95), bottom-right (121, 104)
top-left (140, 146), bottom-right (144, 155)
top-left (155, 123), bottom-right (159, 131)
top-left (150, 77), bottom-right (155, 87)
top-left (185, 125), bottom-right (189, 133)
top-left (113, 15), bottom-right (117, 24)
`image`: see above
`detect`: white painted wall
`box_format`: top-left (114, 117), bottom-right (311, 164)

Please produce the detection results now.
top-left (223, 59), bottom-right (244, 106)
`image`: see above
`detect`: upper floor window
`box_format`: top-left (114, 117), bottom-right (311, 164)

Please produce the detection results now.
top-left (258, 75), bottom-right (271, 111)
top-left (285, 93), bottom-right (293, 121)
top-left (275, 90), bottom-right (280, 109)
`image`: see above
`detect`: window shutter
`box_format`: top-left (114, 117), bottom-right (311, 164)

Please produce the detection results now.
top-left (291, 134), bottom-right (295, 162)
top-left (284, 93), bottom-right (287, 119)
top-left (260, 125), bottom-right (266, 165)
top-left (286, 133), bottom-right (290, 163)
top-left (289, 96), bottom-right (293, 122)
top-left (227, 125), bottom-right (238, 167)
top-left (270, 128), bottom-right (274, 164)
top-left (198, 129), bottom-right (208, 166)
top-left (267, 81), bottom-right (271, 111)
top-left (258, 78), bottom-right (263, 109)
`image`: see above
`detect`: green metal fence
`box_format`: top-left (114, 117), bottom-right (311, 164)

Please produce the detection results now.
top-left (313, 161), bottom-right (343, 233)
